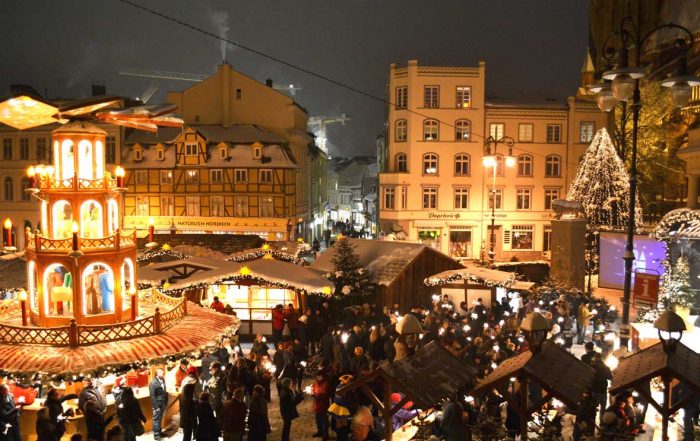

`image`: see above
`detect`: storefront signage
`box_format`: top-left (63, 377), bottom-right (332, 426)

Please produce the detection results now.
top-left (124, 216), bottom-right (287, 233)
top-left (633, 272), bottom-right (659, 306)
top-left (428, 212), bottom-right (461, 219)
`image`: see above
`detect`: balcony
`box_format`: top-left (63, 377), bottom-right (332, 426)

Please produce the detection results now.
top-left (35, 175), bottom-right (119, 192)
top-left (25, 229), bottom-right (137, 253)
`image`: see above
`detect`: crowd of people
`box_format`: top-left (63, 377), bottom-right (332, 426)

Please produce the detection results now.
top-left (1, 290), bottom-right (698, 441)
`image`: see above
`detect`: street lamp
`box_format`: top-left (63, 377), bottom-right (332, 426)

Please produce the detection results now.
top-left (483, 136), bottom-right (516, 262)
top-left (520, 311), bottom-right (551, 353)
top-left (588, 8), bottom-right (698, 348)
top-left (654, 310), bottom-right (686, 353)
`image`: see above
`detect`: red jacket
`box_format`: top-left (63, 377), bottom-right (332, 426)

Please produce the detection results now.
top-left (272, 308), bottom-right (285, 330)
top-left (312, 380), bottom-right (331, 413)
top-left (211, 300), bottom-right (225, 313)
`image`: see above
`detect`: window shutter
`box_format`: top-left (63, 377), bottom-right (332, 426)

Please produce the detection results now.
top-left (504, 230), bottom-right (511, 244)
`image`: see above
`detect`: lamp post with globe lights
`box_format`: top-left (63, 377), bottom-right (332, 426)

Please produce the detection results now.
top-left (482, 136), bottom-right (516, 262)
top-left (588, 6), bottom-right (698, 348)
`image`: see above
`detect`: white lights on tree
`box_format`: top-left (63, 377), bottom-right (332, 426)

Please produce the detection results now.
top-left (567, 128), bottom-right (642, 231)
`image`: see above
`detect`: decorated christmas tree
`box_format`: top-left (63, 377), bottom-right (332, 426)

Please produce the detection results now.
top-left (659, 256), bottom-right (694, 309)
top-left (329, 235), bottom-right (373, 296)
top-left (568, 128), bottom-right (642, 231)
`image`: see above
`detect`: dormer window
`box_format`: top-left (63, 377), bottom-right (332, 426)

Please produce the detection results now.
top-left (156, 148), bottom-right (165, 161)
top-left (220, 146), bottom-right (227, 159)
top-left (252, 142), bottom-right (263, 160)
top-left (133, 146), bottom-right (143, 161)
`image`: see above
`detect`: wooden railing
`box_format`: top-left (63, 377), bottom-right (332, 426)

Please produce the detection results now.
top-left (26, 229), bottom-right (136, 252)
top-left (0, 290), bottom-right (187, 347)
top-left (36, 175), bottom-right (117, 192)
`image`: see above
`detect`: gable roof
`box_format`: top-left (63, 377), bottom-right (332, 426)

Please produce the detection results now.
top-left (310, 239), bottom-right (459, 287)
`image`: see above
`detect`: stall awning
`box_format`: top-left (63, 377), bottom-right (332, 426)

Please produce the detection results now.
top-left (425, 266), bottom-right (535, 290)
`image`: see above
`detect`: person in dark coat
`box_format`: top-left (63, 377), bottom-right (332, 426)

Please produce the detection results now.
top-left (574, 389), bottom-right (598, 441)
top-left (194, 393), bottom-right (219, 441)
top-left (590, 353), bottom-right (613, 423)
top-left (84, 399), bottom-right (114, 441)
top-left (179, 383), bottom-right (197, 441)
top-left (320, 327), bottom-right (335, 364)
top-left (43, 388), bottom-right (77, 441)
top-left (149, 369), bottom-right (168, 441)
top-left (1, 385), bottom-right (22, 441)
top-left (219, 388), bottom-right (246, 441)
top-left (78, 378), bottom-right (107, 414)
top-left (206, 362), bottom-right (225, 414)
top-left (35, 408), bottom-right (56, 441)
top-left (116, 387), bottom-right (146, 441)
top-left (278, 378), bottom-right (304, 441)
top-left (440, 394), bottom-right (464, 441)
top-left (248, 385), bottom-right (270, 441)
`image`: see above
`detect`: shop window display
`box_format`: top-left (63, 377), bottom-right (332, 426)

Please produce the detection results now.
top-left (449, 229), bottom-right (472, 258)
top-left (418, 230), bottom-right (441, 250)
top-left (82, 263), bottom-right (114, 315)
top-left (512, 225), bottom-right (534, 250)
top-left (206, 284), bottom-right (297, 320)
top-left (44, 264), bottom-right (73, 316)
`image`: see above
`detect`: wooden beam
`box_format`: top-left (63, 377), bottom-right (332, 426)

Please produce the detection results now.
top-left (635, 385), bottom-right (664, 415)
top-left (360, 383), bottom-right (385, 414)
top-left (384, 380), bottom-right (393, 441)
top-left (669, 390), bottom-right (700, 415)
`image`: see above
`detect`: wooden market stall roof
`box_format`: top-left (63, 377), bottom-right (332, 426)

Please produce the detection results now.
top-left (471, 341), bottom-right (595, 409)
top-left (425, 266), bottom-right (535, 290)
top-left (609, 341), bottom-right (700, 395)
top-left (138, 256), bottom-right (333, 294)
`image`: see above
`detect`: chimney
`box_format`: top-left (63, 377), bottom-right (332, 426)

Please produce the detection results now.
top-left (265, 78), bottom-right (273, 88)
top-left (92, 84), bottom-right (106, 96)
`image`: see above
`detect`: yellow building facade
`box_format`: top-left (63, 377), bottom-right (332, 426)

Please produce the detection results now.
top-left (379, 60), bottom-right (607, 261)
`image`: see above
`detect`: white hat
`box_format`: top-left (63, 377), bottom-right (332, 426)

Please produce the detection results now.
top-left (299, 315), bottom-right (308, 324)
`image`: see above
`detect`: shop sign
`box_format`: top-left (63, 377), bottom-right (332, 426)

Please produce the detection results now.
top-left (633, 272), bottom-right (659, 306)
top-left (428, 212), bottom-right (461, 219)
top-left (124, 216), bottom-right (287, 232)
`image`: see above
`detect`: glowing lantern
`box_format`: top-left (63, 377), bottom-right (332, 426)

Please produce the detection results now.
top-left (239, 266), bottom-right (251, 276)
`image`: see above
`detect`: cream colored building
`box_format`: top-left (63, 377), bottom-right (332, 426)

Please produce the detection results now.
top-left (0, 122), bottom-right (121, 250)
top-left (379, 60), bottom-right (607, 261)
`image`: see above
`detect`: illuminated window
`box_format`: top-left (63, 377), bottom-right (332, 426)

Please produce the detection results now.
top-left (424, 86), bottom-right (439, 108)
top-left (422, 187), bottom-right (437, 209)
top-left (19, 138), bottom-right (29, 160)
top-left (82, 263), bottom-right (114, 315)
top-left (517, 155), bottom-right (533, 177)
top-left (3, 177), bottom-right (14, 201)
top-left (546, 124), bottom-right (562, 143)
top-left (210, 196), bottom-right (225, 216)
top-left (395, 86), bottom-right (408, 109)
top-left (384, 187), bottom-right (395, 209)
top-left (160, 170), bottom-right (173, 185)
top-left (395, 119), bottom-right (407, 141)
top-left (235, 169), bottom-right (247, 183)
top-left (454, 188), bottom-right (469, 209)
top-left (136, 197), bottom-right (149, 216)
top-left (423, 153), bottom-right (438, 175)
top-left (518, 123), bottom-right (533, 142)
top-left (160, 196), bottom-right (175, 216)
top-left (43, 264), bottom-right (73, 317)
top-left (259, 169), bottom-right (273, 184)
top-left (396, 153), bottom-right (407, 172)
top-left (423, 119), bottom-right (439, 141)
top-left (454, 154), bottom-right (470, 176)
top-left (455, 120), bottom-right (471, 141)
top-left (516, 188), bottom-right (531, 210)
top-left (545, 155), bottom-right (561, 177)
top-left (488, 188), bottom-right (503, 210)
top-left (185, 196), bottom-right (200, 216)
top-left (545, 188), bottom-right (560, 210)
top-left (234, 196), bottom-right (248, 217)
top-left (185, 143), bottom-right (198, 156)
top-left (456, 86), bottom-right (471, 108)
top-left (80, 200), bottom-right (103, 238)
top-left (52, 200), bottom-right (73, 239)
top-left (185, 169), bottom-right (200, 184)
top-left (580, 121), bottom-right (595, 143)
top-left (134, 170), bottom-right (147, 185)
top-left (512, 225), bottom-right (534, 250)
top-left (210, 169), bottom-right (223, 184)
top-left (489, 123), bottom-right (505, 140)
top-left (260, 196), bottom-right (274, 217)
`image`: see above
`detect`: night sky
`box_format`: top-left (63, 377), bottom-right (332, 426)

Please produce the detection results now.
top-left (0, 0), bottom-right (590, 156)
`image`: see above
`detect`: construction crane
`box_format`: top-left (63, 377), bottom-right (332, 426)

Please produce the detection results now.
top-left (308, 114), bottom-right (352, 154)
top-left (120, 67), bottom-right (302, 95)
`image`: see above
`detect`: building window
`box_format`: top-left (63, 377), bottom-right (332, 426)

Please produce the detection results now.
top-left (234, 196), bottom-right (248, 217)
top-left (423, 153), bottom-right (438, 175)
top-left (210, 169), bottom-right (223, 184)
top-left (134, 170), bottom-right (147, 185)
top-left (456, 86), bottom-right (471, 108)
top-left (454, 154), bottom-right (470, 176)
top-left (517, 155), bottom-right (533, 177)
top-left (400, 186), bottom-right (407, 209)
top-left (160, 170), bottom-right (173, 184)
top-left (455, 119), bottom-right (471, 141)
top-left (489, 123), bottom-right (505, 140)
top-left (160, 196), bottom-right (174, 216)
top-left (156, 149), bottom-right (165, 161)
top-left (134, 149), bottom-right (142, 161)
top-left (544, 188), bottom-right (560, 210)
top-left (236, 88), bottom-right (242, 99)
top-left (424, 86), bottom-right (439, 108)
top-left (545, 155), bottom-right (561, 177)
top-left (494, 155), bottom-right (506, 177)
top-left (19, 138), bottom-right (29, 160)
top-left (516, 188), bottom-right (532, 210)
top-left (518, 123), bottom-right (533, 142)
top-left (260, 196), bottom-right (274, 217)
top-left (220, 146), bottom-right (227, 159)
top-left (36, 138), bottom-right (47, 161)
top-left (580, 121), bottom-right (595, 143)
top-left (422, 187), bottom-right (437, 209)
top-left (136, 196), bottom-right (149, 216)
top-left (396, 153), bottom-right (407, 172)
top-left (185, 143), bottom-right (198, 156)
top-left (235, 169), bottom-right (248, 183)
top-left (105, 136), bottom-right (116, 163)
top-left (449, 227), bottom-right (472, 258)
top-left (253, 145), bottom-right (262, 160)
top-left (3, 139), bottom-right (12, 160)
top-left (185, 169), bottom-right (200, 184)
top-left (259, 169), bottom-right (273, 184)
top-left (396, 86), bottom-right (408, 109)
top-left (186, 196), bottom-right (200, 216)
top-left (546, 124), bottom-right (562, 143)
top-left (3, 177), bottom-right (13, 201)
top-left (20, 178), bottom-right (30, 201)
top-left (454, 188), bottom-right (469, 209)
top-left (512, 225), bottom-right (534, 250)
top-left (395, 119), bottom-right (407, 142)
top-left (210, 195), bottom-right (225, 216)
top-left (488, 188), bottom-right (503, 210)
top-left (423, 119), bottom-right (439, 141)
top-left (384, 187), bottom-right (395, 209)
top-left (543, 225), bottom-right (552, 252)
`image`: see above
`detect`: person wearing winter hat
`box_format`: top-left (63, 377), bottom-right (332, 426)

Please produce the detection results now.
top-left (390, 393), bottom-right (419, 431)
top-left (328, 375), bottom-right (355, 441)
